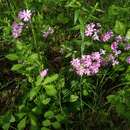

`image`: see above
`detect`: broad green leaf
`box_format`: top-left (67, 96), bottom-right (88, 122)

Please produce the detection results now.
top-left (45, 85), bottom-right (57, 96)
top-left (11, 64), bottom-right (23, 71)
top-left (42, 120), bottom-right (51, 127)
top-left (2, 123), bottom-right (10, 130)
top-left (42, 98), bottom-right (51, 105)
top-left (52, 121), bottom-right (61, 129)
top-left (30, 114), bottom-right (38, 126)
top-left (17, 117), bottom-right (27, 130)
top-left (30, 86), bottom-right (41, 100)
top-left (43, 74), bottom-right (58, 85)
top-left (125, 29), bottom-right (130, 40)
top-left (41, 127), bottom-right (50, 130)
top-left (83, 90), bottom-right (89, 96)
top-left (70, 95), bottom-right (78, 102)
top-left (16, 113), bottom-right (26, 120)
top-left (16, 41), bottom-right (26, 50)
top-left (32, 107), bottom-right (42, 114)
top-left (56, 114), bottom-right (65, 122)
top-left (27, 53), bottom-right (39, 64)
top-left (6, 54), bottom-right (18, 61)
top-left (10, 115), bottom-right (15, 122)
top-left (44, 111), bottom-right (54, 119)
top-left (114, 20), bottom-right (126, 35)
top-left (107, 95), bottom-right (115, 103)
top-left (35, 76), bottom-right (43, 87)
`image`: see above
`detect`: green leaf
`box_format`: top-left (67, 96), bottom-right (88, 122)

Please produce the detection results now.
top-left (6, 54), bottom-right (18, 61)
top-left (17, 117), bottom-right (27, 130)
top-left (42, 98), bottom-right (51, 105)
top-left (2, 123), bottom-right (10, 130)
top-left (45, 85), bottom-right (57, 96)
top-left (16, 41), bottom-right (26, 50)
top-left (32, 107), bottom-right (42, 114)
top-left (57, 13), bottom-right (69, 24)
top-left (16, 113), bottom-right (26, 120)
top-left (74, 9), bottom-right (80, 24)
top-left (52, 121), bottom-right (61, 129)
top-left (2, 112), bottom-right (15, 130)
top-left (10, 115), bottom-right (15, 122)
top-left (70, 95), bottom-right (78, 102)
top-left (30, 114), bottom-right (38, 126)
top-left (43, 74), bottom-right (58, 85)
top-left (11, 64), bottom-right (23, 71)
top-left (114, 20), bottom-right (126, 35)
top-left (44, 111), bottom-right (54, 119)
top-left (107, 95), bottom-right (115, 103)
top-left (56, 114), bottom-right (65, 122)
top-left (41, 127), bottom-right (50, 130)
top-left (83, 90), bottom-right (89, 96)
top-left (125, 29), bottom-right (130, 40)
top-left (35, 76), bottom-right (43, 87)
top-left (30, 86), bottom-right (41, 100)
top-left (27, 53), bottom-right (39, 64)
top-left (42, 120), bottom-right (51, 127)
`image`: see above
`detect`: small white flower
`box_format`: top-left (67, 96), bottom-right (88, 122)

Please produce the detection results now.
top-left (100, 49), bottom-right (106, 55)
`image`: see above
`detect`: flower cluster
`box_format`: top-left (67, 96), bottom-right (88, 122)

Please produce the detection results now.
top-left (12, 22), bottom-right (24, 38)
top-left (43, 27), bottom-right (54, 38)
top-left (85, 23), bottom-right (101, 40)
top-left (71, 22), bottom-right (130, 77)
top-left (100, 31), bottom-right (113, 42)
top-left (71, 52), bottom-right (102, 76)
top-left (108, 54), bottom-right (119, 66)
top-left (12, 9), bottom-right (32, 38)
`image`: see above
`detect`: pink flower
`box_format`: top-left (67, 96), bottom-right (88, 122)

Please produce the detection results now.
top-left (115, 35), bottom-right (123, 43)
top-left (114, 50), bottom-right (121, 56)
top-left (111, 42), bottom-right (118, 51)
top-left (112, 60), bottom-right (119, 66)
top-left (85, 23), bottom-right (96, 37)
top-left (18, 9), bottom-right (32, 22)
top-left (108, 54), bottom-right (115, 61)
top-left (81, 55), bottom-right (92, 67)
top-left (91, 52), bottom-right (101, 60)
top-left (108, 54), bottom-right (119, 66)
top-left (71, 51), bottom-right (102, 76)
top-left (126, 56), bottom-right (130, 64)
top-left (43, 27), bottom-right (54, 38)
top-left (12, 21), bottom-right (24, 38)
top-left (76, 66), bottom-right (86, 76)
top-left (40, 69), bottom-right (48, 78)
top-left (71, 58), bottom-right (80, 68)
top-left (100, 31), bottom-right (113, 42)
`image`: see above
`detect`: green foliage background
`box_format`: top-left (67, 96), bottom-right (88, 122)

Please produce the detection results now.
top-left (0, 0), bottom-right (130, 130)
